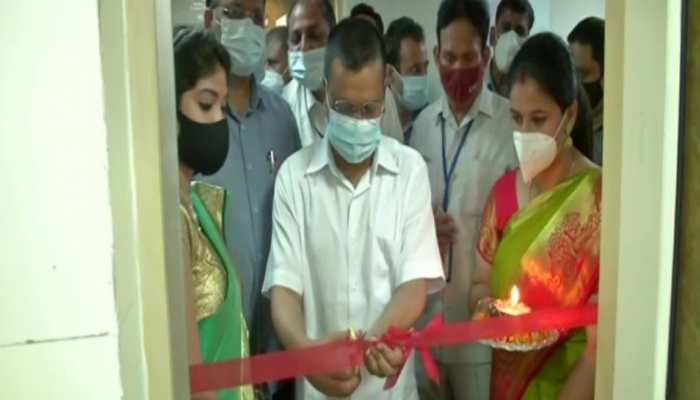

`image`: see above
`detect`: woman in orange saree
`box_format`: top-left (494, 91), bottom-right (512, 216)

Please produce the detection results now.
top-left (471, 33), bottom-right (600, 400)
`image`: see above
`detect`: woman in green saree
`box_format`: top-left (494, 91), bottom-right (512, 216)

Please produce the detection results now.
top-left (471, 33), bottom-right (600, 400)
top-left (174, 27), bottom-right (254, 400)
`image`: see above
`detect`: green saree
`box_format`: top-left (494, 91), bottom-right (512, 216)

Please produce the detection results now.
top-left (182, 182), bottom-right (254, 400)
top-left (478, 169), bottom-right (601, 399)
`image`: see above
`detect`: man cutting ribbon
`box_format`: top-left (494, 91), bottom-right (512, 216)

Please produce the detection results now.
top-left (262, 18), bottom-right (445, 400)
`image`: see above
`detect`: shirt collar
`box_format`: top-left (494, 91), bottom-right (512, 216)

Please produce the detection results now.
top-left (305, 136), bottom-right (399, 176)
top-left (249, 78), bottom-right (265, 111)
top-left (436, 85), bottom-right (494, 127)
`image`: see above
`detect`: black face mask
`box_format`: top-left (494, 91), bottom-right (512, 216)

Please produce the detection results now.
top-left (583, 80), bottom-right (604, 108)
top-left (177, 111), bottom-right (229, 175)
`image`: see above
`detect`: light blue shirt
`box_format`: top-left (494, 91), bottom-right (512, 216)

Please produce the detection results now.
top-left (202, 81), bottom-right (300, 356)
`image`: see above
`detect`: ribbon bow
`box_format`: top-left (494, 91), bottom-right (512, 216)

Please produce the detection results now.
top-left (378, 315), bottom-right (445, 389)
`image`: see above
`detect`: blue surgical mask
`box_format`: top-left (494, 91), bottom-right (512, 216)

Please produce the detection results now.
top-left (288, 47), bottom-right (326, 91)
top-left (327, 109), bottom-right (382, 164)
top-left (261, 69), bottom-right (286, 94)
top-left (400, 74), bottom-right (429, 111)
top-left (220, 18), bottom-right (265, 77)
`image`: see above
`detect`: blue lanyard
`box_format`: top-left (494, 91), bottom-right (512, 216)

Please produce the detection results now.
top-left (441, 116), bottom-right (474, 282)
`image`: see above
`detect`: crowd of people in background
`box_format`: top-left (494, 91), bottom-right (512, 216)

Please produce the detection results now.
top-left (173, 0), bottom-right (606, 399)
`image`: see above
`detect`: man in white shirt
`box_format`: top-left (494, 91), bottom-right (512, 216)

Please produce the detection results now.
top-left (263, 18), bottom-right (445, 400)
top-left (410, 1), bottom-right (517, 399)
top-left (283, 0), bottom-right (403, 147)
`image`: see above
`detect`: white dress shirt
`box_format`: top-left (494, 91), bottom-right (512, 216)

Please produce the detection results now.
top-left (411, 88), bottom-right (517, 363)
top-left (283, 79), bottom-right (405, 147)
top-left (263, 136), bottom-right (445, 400)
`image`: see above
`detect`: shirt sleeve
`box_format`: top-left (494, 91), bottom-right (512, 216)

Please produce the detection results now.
top-left (261, 165), bottom-right (304, 297)
top-left (395, 159), bottom-right (445, 294)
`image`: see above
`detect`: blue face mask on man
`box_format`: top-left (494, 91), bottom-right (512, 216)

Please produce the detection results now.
top-left (399, 74), bottom-right (429, 111)
top-left (288, 47), bottom-right (326, 91)
top-left (220, 17), bottom-right (265, 77)
top-left (327, 108), bottom-right (383, 164)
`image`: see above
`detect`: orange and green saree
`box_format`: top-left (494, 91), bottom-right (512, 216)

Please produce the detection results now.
top-left (478, 168), bottom-right (601, 399)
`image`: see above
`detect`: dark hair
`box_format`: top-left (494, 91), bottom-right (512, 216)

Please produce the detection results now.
top-left (206, 0), bottom-right (267, 7)
top-left (267, 26), bottom-right (289, 51)
top-left (350, 3), bottom-right (384, 34)
top-left (173, 26), bottom-right (231, 104)
top-left (567, 17), bottom-right (605, 76)
top-left (437, 0), bottom-right (490, 49)
top-left (288, 0), bottom-right (336, 30)
top-left (509, 32), bottom-right (593, 158)
top-left (324, 18), bottom-right (385, 81)
top-left (385, 17), bottom-right (425, 69)
top-left (495, 0), bottom-right (535, 30)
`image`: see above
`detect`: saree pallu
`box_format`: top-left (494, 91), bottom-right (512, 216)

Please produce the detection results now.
top-left (186, 182), bottom-right (255, 400)
top-left (488, 169), bottom-right (601, 400)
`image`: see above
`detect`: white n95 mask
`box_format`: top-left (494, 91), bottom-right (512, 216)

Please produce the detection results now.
top-left (494, 30), bottom-right (525, 73)
top-left (513, 114), bottom-right (570, 183)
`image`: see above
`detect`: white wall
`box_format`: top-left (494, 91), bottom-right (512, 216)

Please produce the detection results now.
top-left (549, 0), bottom-right (605, 39)
top-left (0, 1), bottom-right (122, 399)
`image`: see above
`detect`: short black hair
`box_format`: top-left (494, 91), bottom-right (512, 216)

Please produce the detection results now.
top-left (385, 17), bottom-right (425, 69)
top-left (288, 0), bottom-right (336, 30)
top-left (173, 26), bottom-right (231, 103)
top-left (324, 18), bottom-right (386, 81)
top-left (350, 3), bottom-right (384, 34)
top-left (267, 26), bottom-right (289, 51)
top-left (436, 0), bottom-right (490, 49)
top-left (495, 0), bottom-right (535, 30)
top-left (509, 32), bottom-right (593, 159)
top-left (567, 17), bottom-right (605, 75)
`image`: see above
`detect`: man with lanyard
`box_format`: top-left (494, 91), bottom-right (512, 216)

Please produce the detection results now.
top-left (283, 0), bottom-right (404, 147)
top-left (487, 0), bottom-right (534, 98)
top-left (203, 1), bottom-right (300, 398)
top-left (385, 17), bottom-right (431, 145)
top-left (410, 1), bottom-right (516, 399)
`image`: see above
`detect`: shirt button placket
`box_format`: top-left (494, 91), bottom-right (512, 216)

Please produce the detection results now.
top-left (347, 196), bottom-right (361, 324)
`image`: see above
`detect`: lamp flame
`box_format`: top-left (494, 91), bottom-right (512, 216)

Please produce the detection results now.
top-left (509, 286), bottom-right (520, 306)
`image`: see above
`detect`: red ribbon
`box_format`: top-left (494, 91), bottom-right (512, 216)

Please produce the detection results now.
top-left (190, 305), bottom-right (597, 394)
top-left (381, 315), bottom-right (445, 389)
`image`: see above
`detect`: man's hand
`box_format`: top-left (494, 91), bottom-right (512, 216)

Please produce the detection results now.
top-left (364, 342), bottom-right (404, 378)
top-left (434, 207), bottom-right (458, 260)
top-left (307, 331), bottom-right (362, 397)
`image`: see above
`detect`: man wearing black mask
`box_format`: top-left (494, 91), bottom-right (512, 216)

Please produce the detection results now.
top-left (569, 17), bottom-right (605, 165)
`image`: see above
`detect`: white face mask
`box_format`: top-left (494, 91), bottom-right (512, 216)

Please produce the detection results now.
top-left (494, 30), bottom-right (525, 73)
top-left (513, 113), bottom-right (569, 184)
top-left (220, 18), bottom-right (265, 77)
top-left (261, 69), bottom-right (286, 94)
top-left (288, 47), bottom-right (326, 91)
top-left (399, 74), bottom-right (429, 111)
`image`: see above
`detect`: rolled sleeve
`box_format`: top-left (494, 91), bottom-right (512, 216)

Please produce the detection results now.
top-left (396, 160), bottom-right (445, 294)
top-left (261, 164), bottom-right (304, 297)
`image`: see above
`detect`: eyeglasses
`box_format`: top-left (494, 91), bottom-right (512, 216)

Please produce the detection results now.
top-left (330, 99), bottom-right (385, 119)
top-left (213, 4), bottom-right (264, 27)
